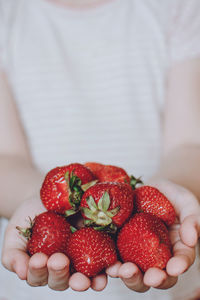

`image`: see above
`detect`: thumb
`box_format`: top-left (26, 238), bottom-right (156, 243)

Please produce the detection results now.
top-left (1, 223), bottom-right (30, 280)
top-left (1, 248), bottom-right (30, 280)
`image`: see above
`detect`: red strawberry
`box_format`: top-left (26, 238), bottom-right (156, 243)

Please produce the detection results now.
top-left (66, 227), bottom-right (117, 277)
top-left (97, 165), bottom-right (130, 184)
top-left (16, 211), bottom-right (71, 256)
top-left (40, 163), bottom-right (97, 216)
top-left (117, 212), bottom-right (172, 272)
top-left (133, 186), bottom-right (176, 226)
top-left (84, 162), bottom-right (104, 178)
top-left (80, 182), bottom-right (134, 231)
top-left (85, 162), bottom-right (143, 189)
top-left (85, 162), bottom-right (130, 184)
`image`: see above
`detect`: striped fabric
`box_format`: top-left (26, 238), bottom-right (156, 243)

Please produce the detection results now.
top-left (1, 0), bottom-right (167, 179)
top-left (0, 0), bottom-right (200, 179)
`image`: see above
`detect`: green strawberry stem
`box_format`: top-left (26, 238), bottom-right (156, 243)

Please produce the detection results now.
top-left (65, 171), bottom-right (83, 205)
top-left (16, 225), bottom-right (32, 240)
top-left (130, 175), bottom-right (143, 190)
top-left (81, 192), bottom-right (119, 231)
top-left (64, 171), bottom-right (98, 216)
top-left (16, 216), bottom-right (34, 240)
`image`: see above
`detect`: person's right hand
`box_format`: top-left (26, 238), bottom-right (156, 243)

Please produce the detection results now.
top-left (1, 195), bottom-right (108, 291)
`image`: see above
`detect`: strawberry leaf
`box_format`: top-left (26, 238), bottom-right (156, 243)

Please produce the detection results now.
top-left (69, 193), bottom-right (81, 205)
top-left (81, 180), bottom-right (98, 192)
top-left (130, 175), bottom-right (143, 190)
top-left (82, 207), bottom-right (97, 220)
top-left (69, 171), bottom-right (82, 190)
top-left (86, 196), bottom-right (98, 212)
top-left (65, 209), bottom-right (77, 217)
top-left (95, 211), bottom-right (112, 226)
top-left (65, 171), bottom-right (85, 207)
top-left (98, 191), bottom-right (110, 212)
top-left (70, 226), bottom-right (77, 233)
top-left (106, 206), bottom-right (120, 218)
top-left (16, 226), bottom-right (32, 240)
top-left (84, 219), bottom-right (94, 226)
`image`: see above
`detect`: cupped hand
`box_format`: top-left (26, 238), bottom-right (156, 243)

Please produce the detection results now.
top-left (1, 195), bottom-right (107, 291)
top-left (106, 179), bottom-right (200, 292)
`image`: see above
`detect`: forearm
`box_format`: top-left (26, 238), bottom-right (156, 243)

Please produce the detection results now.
top-left (0, 155), bottom-right (44, 219)
top-left (152, 144), bottom-right (200, 201)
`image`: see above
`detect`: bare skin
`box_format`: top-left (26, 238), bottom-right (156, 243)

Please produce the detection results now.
top-left (1, 57), bottom-right (200, 292)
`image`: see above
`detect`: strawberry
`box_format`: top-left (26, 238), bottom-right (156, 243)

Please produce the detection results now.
top-left (66, 227), bottom-right (117, 277)
top-left (97, 165), bottom-right (131, 184)
top-left (84, 162), bottom-right (104, 178)
top-left (85, 162), bottom-right (143, 189)
top-left (80, 182), bottom-right (134, 232)
top-left (133, 186), bottom-right (176, 226)
top-left (16, 211), bottom-right (71, 256)
top-left (40, 163), bottom-right (97, 216)
top-left (117, 212), bottom-right (172, 272)
top-left (85, 162), bottom-right (130, 184)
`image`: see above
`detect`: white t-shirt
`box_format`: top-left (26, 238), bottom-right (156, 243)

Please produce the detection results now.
top-left (0, 0), bottom-right (200, 299)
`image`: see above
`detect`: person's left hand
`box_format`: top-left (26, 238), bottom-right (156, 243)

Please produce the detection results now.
top-left (106, 179), bottom-right (200, 292)
top-left (1, 196), bottom-right (108, 292)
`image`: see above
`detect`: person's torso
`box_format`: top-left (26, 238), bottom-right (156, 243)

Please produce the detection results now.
top-left (1, 0), bottom-right (170, 180)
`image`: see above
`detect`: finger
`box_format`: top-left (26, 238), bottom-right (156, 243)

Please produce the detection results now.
top-left (177, 194), bottom-right (200, 223)
top-left (91, 273), bottom-right (108, 291)
top-left (144, 268), bottom-right (168, 287)
top-left (47, 253), bottom-right (70, 291)
top-left (1, 248), bottom-right (30, 280)
top-left (180, 215), bottom-right (200, 247)
top-left (106, 261), bottom-right (122, 277)
top-left (118, 262), bottom-right (149, 293)
top-left (166, 240), bottom-right (195, 276)
top-left (27, 253), bottom-right (48, 287)
top-left (69, 272), bottom-right (91, 291)
top-left (144, 269), bottom-right (178, 290)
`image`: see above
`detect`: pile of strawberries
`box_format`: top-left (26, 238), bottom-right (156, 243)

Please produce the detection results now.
top-left (17, 162), bottom-right (176, 277)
